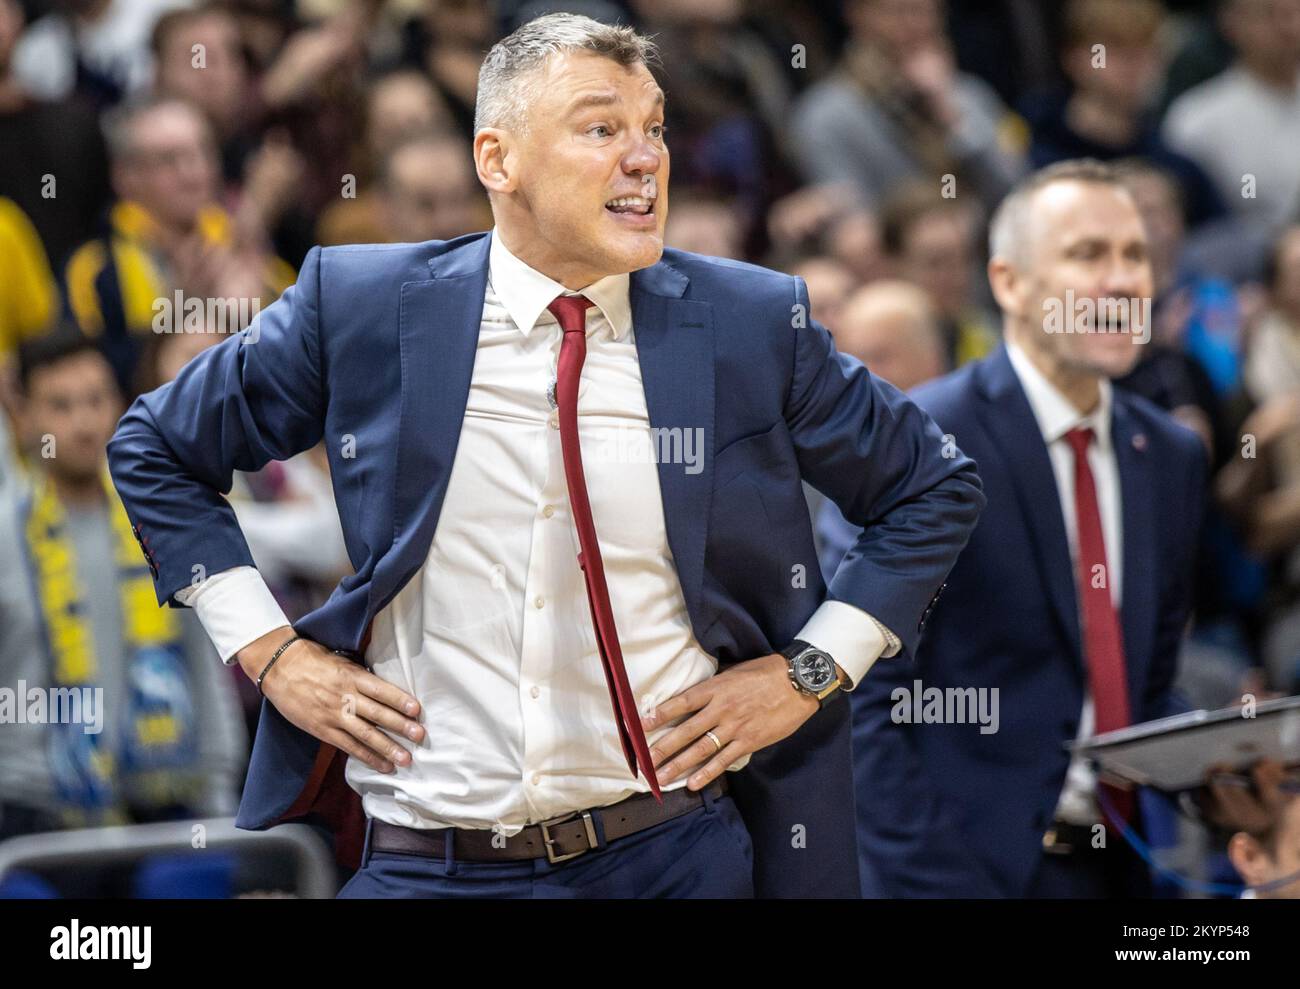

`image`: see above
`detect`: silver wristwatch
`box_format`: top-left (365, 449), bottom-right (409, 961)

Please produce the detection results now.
top-left (779, 639), bottom-right (844, 710)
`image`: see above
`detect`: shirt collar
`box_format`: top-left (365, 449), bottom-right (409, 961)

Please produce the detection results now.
top-left (487, 227), bottom-right (632, 342)
top-left (1005, 339), bottom-right (1113, 451)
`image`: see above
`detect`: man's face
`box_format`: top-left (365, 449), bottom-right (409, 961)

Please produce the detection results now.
top-left (1122, 171), bottom-right (1185, 292)
top-left (367, 73), bottom-right (448, 159)
top-left (1233, 796), bottom-right (1300, 898)
top-left (156, 13), bottom-right (247, 132)
top-left (998, 180), bottom-right (1153, 379)
top-left (23, 352), bottom-right (121, 483)
top-left (1225, 0), bottom-right (1300, 73)
top-left (384, 143), bottom-right (481, 243)
top-left (1065, 41), bottom-right (1163, 112)
top-left (482, 52), bottom-right (669, 286)
top-left (115, 104), bottom-right (219, 230)
top-left (850, 317), bottom-right (943, 393)
top-left (900, 208), bottom-right (975, 317)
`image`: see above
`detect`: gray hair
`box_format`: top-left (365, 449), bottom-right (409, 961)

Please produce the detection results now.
top-left (101, 95), bottom-right (210, 164)
top-left (988, 158), bottom-right (1126, 263)
top-left (474, 12), bottom-right (659, 136)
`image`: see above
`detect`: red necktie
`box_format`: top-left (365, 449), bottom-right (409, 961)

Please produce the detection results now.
top-left (548, 294), bottom-right (662, 801)
top-left (1064, 426), bottom-right (1133, 824)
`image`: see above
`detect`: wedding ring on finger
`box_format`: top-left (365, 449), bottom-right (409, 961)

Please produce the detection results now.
top-left (704, 729), bottom-right (722, 753)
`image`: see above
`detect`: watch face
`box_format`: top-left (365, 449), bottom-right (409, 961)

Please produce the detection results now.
top-left (796, 651), bottom-right (835, 690)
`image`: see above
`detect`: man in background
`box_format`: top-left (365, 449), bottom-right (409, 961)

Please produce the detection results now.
top-left (0, 330), bottom-right (245, 844)
top-left (836, 160), bottom-right (1207, 897)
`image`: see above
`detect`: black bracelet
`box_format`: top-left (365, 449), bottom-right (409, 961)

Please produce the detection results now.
top-left (257, 633), bottom-right (302, 695)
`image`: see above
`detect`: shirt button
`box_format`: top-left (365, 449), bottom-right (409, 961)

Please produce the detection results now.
top-left (542, 504), bottom-right (555, 518)
top-left (548, 415), bottom-right (559, 429)
top-left (530, 685), bottom-right (540, 699)
top-left (534, 596), bottom-right (545, 609)
top-left (530, 773), bottom-right (541, 786)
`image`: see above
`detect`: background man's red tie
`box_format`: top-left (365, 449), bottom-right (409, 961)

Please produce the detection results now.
top-left (1064, 426), bottom-right (1133, 824)
top-left (548, 294), bottom-right (663, 801)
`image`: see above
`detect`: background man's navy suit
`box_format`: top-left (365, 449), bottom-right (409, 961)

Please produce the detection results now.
top-left (842, 346), bottom-right (1206, 897)
top-left (107, 231), bottom-right (984, 897)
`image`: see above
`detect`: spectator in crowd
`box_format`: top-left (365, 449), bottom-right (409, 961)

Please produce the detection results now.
top-left (880, 182), bottom-right (999, 368)
top-left (815, 279), bottom-right (947, 582)
top-left (945, 0), bottom-right (1064, 108)
top-left (790, 0), bottom-right (1026, 212)
top-left (151, 5), bottom-right (249, 163)
top-left (150, 0), bottom-right (314, 252)
top-left (0, 197), bottom-right (58, 363)
top-left (1163, 0), bottom-right (1300, 231)
top-left (0, 0), bottom-right (113, 270)
top-left (0, 329), bottom-right (245, 843)
top-left (1114, 160), bottom-right (1239, 454)
top-left (1217, 224), bottom-right (1300, 692)
top-left (1212, 760), bottom-right (1300, 898)
top-left (764, 183), bottom-right (886, 285)
top-left (374, 132), bottom-right (484, 244)
top-left (826, 208), bottom-right (890, 285)
top-left (1025, 0), bottom-right (1226, 227)
top-left (787, 255), bottom-right (858, 338)
top-left (316, 68), bottom-right (457, 245)
top-left (838, 160), bottom-right (1206, 897)
top-left (834, 279), bottom-right (947, 394)
top-left (664, 190), bottom-right (745, 259)
top-left (1245, 225), bottom-right (1300, 413)
top-left (1111, 159), bottom-right (1269, 712)
top-left (63, 96), bottom-right (294, 397)
top-left (1230, 224), bottom-right (1300, 556)
top-left (629, 0), bottom-right (798, 217)
top-left (9, 0), bottom-right (192, 110)
top-left (398, 0), bottom-right (498, 137)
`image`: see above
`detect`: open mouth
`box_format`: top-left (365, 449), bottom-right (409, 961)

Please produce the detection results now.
top-left (605, 195), bottom-right (656, 217)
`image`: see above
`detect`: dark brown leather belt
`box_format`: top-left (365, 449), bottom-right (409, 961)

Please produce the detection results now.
top-left (370, 776), bottom-right (728, 865)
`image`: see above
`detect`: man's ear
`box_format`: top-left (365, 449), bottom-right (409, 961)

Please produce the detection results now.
top-left (473, 128), bottom-right (515, 195)
top-left (987, 255), bottom-right (1024, 320)
top-left (1227, 831), bottom-right (1271, 890)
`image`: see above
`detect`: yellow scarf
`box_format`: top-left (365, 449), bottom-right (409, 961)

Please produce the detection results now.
top-left (24, 468), bottom-right (197, 825)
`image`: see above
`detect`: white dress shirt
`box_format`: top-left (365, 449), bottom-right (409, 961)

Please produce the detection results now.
top-left (1005, 341), bottom-right (1123, 827)
top-left (179, 230), bottom-right (895, 832)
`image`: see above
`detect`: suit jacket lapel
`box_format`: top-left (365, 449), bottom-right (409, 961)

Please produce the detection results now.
top-left (367, 234), bottom-right (490, 620)
top-left (630, 261), bottom-right (715, 632)
top-left (974, 347), bottom-right (1082, 665)
top-left (1112, 394), bottom-right (1157, 696)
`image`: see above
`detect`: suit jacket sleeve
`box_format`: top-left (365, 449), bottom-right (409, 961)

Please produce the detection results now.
top-left (784, 276), bottom-right (986, 660)
top-left (107, 246), bottom-right (326, 607)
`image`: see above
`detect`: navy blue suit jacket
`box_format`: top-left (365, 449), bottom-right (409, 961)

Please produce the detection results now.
top-left (824, 346), bottom-right (1206, 897)
top-left (106, 231), bottom-right (984, 897)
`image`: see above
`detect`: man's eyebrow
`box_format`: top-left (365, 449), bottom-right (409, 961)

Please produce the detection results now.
top-left (564, 89), bottom-right (666, 116)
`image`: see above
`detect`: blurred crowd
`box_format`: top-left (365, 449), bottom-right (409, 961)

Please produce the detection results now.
top-left (1, 0), bottom-right (1300, 896)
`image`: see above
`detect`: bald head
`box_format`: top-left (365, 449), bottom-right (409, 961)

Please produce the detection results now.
top-left (836, 280), bottom-right (946, 391)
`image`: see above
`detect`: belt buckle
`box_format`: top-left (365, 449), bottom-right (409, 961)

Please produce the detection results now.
top-left (539, 809), bottom-right (599, 864)
top-left (1042, 825), bottom-right (1074, 855)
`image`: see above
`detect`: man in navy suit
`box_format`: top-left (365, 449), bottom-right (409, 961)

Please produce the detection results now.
top-left (106, 14), bottom-right (983, 898)
top-left (823, 159), bottom-right (1207, 897)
